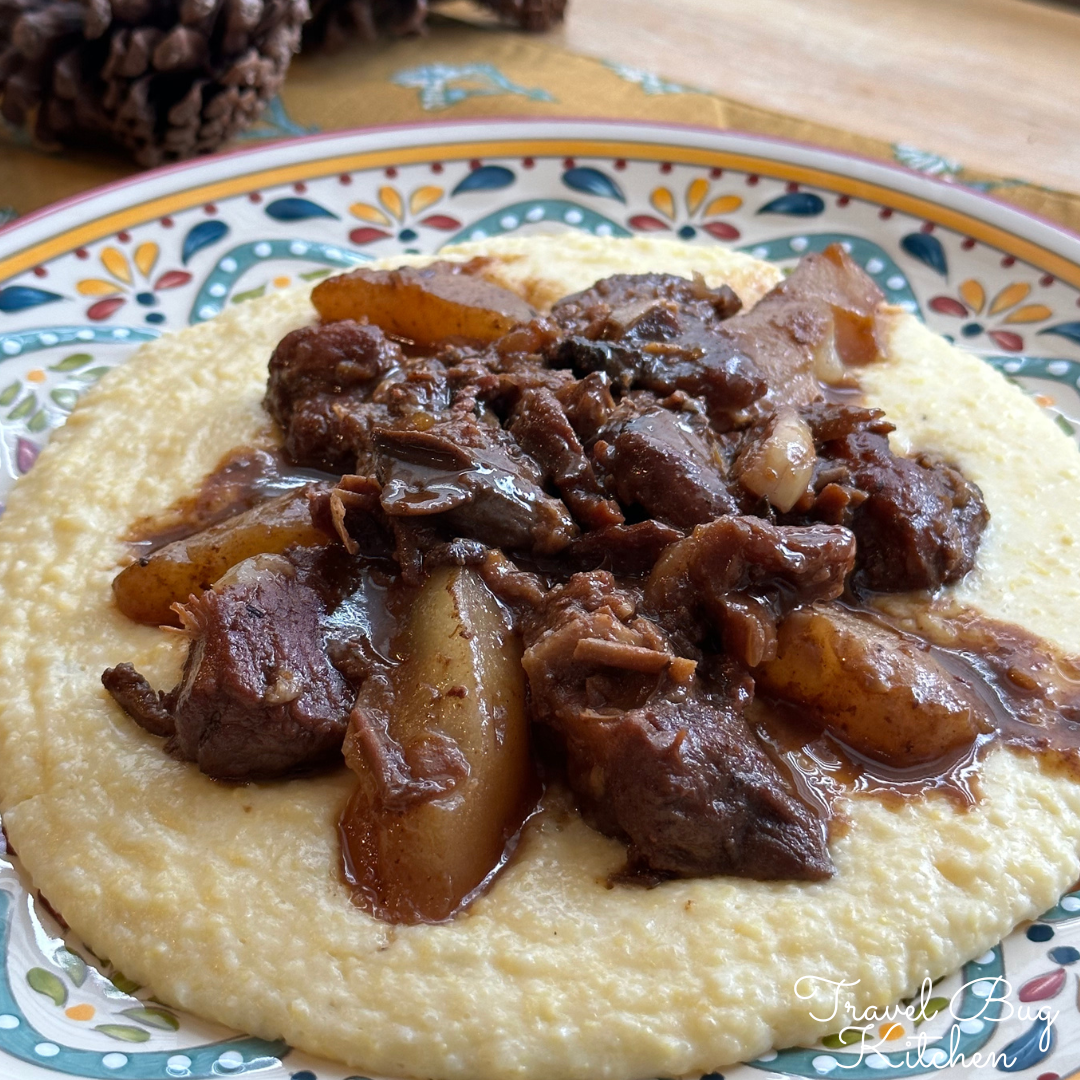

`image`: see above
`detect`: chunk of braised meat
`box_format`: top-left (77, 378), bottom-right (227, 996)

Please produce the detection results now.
top-left (509, 387), bottom-right (624, 530)
top-left (596, 405), bottom-right (738, 529)
top-left (387, 518), bottom-right (444, 586)
top-left (566, 520), bottom-right (684, 576)
top-left (488, 316), bottom-right (564, 363)
top-left (720, 244), bottom-right (885, 420)
top-left (445, 317), bottom-right (573, 414)
top-left (373, 356), bottom-right (450, 421)
top-left (549, 273), bottom-right (764, 426)
top-left (264, 320), bottom-right (402, 471)
top-left (371, 410), bottom-right (579, 556)
top-left (476, 549), bottom-right (549, 616)
top-left (102, 551), bottom-right (359, 781)
top-left (321, 566), bottom-right (398, 687)
top-left (102, 663), bottom-right (174, 738)
top-left (644, 516), bottom-right (856, 665)
top-left (466, 365), bottom-right (577, 420)
top-left (795, 404), bottom-right (989, 592)
top-left (800, 401), bottom-right (894, 446)
top-left (308, 475), bottom-right (395, 561)
top-left (521, 572), bottom-right (832, 881)
top-left (555, 372), bottom-right (617, 445)
top-left (550, 272), bottom-right (743, 337)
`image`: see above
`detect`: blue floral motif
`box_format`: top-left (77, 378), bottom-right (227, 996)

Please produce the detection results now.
top-left (452, 167), bottom-right (516, 196)
top-left (181, 220), bottom-right (229, 265)
top-left (757, 193), bottom-right (825, 217)
top-left (264, 198), bottom-right (339, 222)
top-left (391, 64), bottom-right (555, 111)
top-left (891, 143), bottom-right (1026, 195)
top-left (900, 232), bottom-right (948, 277)
top-left (189, 240), bottom-right (369, 323)
top-left (562, 167), bottom-right (625, 203)
top-left (996, 1016), bottom-right (1055, 1072)
top-left (0, 286), bottom-right (63, 314)
top-left (237, 95), bottom-right (319, 140)
top-left (1039, 321), bottom-right (1080, 347)
top-left (892, 143), bottom-right (962, 178)
top-left (602, 61), bottom-right (693, 95)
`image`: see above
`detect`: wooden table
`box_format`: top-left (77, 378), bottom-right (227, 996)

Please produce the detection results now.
top-left (553, 0), bottom-right (1080, 194)
top-left (2, 0), bottom-right (1078, 219)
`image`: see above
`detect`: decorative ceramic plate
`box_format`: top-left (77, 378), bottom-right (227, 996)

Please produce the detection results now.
top-left (2, 119), bottom-right (1080, 1080)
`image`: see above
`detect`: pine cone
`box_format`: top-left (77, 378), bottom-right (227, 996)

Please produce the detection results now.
top-left (303, 0), bottom-right (424, 50)
top-left (302, 0), bottom-right (565, 50)
top-left (471, 0), bottom-right (566, 32)
top-left (0, 0), bottom-right (309, 166)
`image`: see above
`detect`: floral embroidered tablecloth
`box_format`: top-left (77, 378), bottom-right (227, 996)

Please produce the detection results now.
top-left (1, 16), bottom-right (1079, 235)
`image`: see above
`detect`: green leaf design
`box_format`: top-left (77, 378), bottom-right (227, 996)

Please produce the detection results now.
top-left (27, 409), bottom-right (48, 433)
top-left (914, 996), bottom-right (949, 1026)
top-left (50, 388), bottom-right (80, 412)
top-left (121, 1006), bottom-right (179, 1031)
top-left (55, 948), bottom-right (87, 987)
top-left (49, 352), bottom-right (93, 372)
top-left (0, 381), bottom-right (20, 407)
top-left (77, 366), bottom-right (111, 382)
top-left (108, 971), bottom-right (141, 995)
top-left (1055, 414), bottom-right (1075, 437)
top-left (27, 967), bottom-right (67, 1006)
top-left (94, 1024), bottom-right (151, 1042)
top-left (232, 284), bottom-right (267, 304)
top-left (8, 393), bottom-right (37, 421)
top-left (300, 268), bottom-right (333, 281)
top-left (822, 1027), bottom-right (868, 1049)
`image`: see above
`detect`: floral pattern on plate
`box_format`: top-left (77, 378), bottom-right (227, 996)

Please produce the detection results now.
top-left (2, 120), bottom-right (1080, 1079)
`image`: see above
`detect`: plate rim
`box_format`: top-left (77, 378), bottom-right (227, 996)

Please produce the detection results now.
top-left (2, 117), bottom-right (1079, 283)
top-left (2, 113), bottom-right (1080, 1080)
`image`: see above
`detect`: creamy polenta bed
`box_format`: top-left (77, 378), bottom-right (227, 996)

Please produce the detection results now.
top-left (1, 235), bottom-right (1080, 1080)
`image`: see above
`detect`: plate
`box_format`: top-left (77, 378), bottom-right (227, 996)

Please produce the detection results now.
top-left (2, 118), bottom-right (1080, 1080)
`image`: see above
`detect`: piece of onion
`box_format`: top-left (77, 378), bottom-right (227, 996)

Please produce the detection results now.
top-left (736, 407), bottom-right (816, 513)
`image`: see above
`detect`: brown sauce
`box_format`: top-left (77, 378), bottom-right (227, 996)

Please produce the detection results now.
top-left (126, 445), bottom-right (1080, 873)
top-left (754, 598), bottom-right (1080, 826)
top-left (878, 597), bottom-right (1080, 766)
top-left (754, 697), bottom-right (989, 819)
top-left (820, 380), bottom-right (865, 407)
top-left (100, 250), bottom-right (1080, 920)
top-left (339, 795), bottom-right (542, 924)
top-left (126, 446), bottom-right (332, 554)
